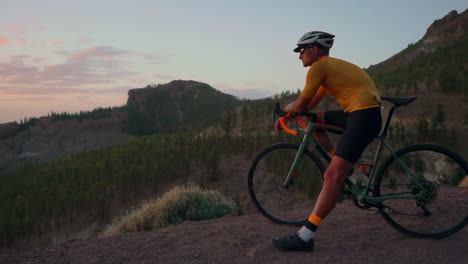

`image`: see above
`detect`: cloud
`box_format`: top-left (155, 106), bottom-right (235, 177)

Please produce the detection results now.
top-left (0, 37), bottom-right (9, 45)
top-left (7, 26), bottom-right (28, 33)
top-left (30, 43), bottom-right (46, 50)
top-left (57, 46), bottom-right (129, 61)
top-left (0, 37), bottom-right (27, 46)
top-left (9, 54), bottom-right (30, 63)
top-left (0, 45), bottom-right (174, 95)
top-left (76, 37), bottom-right (93, 44)
top-left (7, 25), bottom-right (45, 34)
top-left (52, 40), bottom-right (64, 45)
top-left (31, 57), bottom-right (44, 64)
top-left (15, 38), bottom-right (26, 45)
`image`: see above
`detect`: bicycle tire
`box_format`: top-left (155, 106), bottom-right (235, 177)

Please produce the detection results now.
top-left (374, 144), bottom-right (468, 238)
top-left (248, 143), bottom-right (325, 226)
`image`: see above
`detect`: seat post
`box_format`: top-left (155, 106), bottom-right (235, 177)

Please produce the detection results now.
top-left (381, 106), bottom-right (397, 136)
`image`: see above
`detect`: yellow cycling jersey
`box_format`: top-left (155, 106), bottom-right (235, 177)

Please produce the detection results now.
top-left (301, 56), bottom-right (381, 112)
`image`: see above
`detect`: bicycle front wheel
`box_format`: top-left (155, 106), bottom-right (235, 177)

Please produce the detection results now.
top-left (248, 143), bottom-right (325, 226)
top-left (375, 144), bottom-right (468, 238)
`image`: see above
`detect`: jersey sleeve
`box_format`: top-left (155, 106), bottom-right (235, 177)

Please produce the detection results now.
top-left (300, 61), bottom-right (326, 99)
top-left (316, 86), bottom-right (327, 97)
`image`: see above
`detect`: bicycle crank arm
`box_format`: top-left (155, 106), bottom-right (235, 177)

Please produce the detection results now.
top-left (358, 198), bottom-right (387, 211)
top-left (420, 205), bottom-right (432, 217)
top-left (377, 203), bottom-right (433, 217)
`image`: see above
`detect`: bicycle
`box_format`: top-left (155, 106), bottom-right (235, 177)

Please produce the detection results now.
top-left (248, 96), bottom-right (468, 238)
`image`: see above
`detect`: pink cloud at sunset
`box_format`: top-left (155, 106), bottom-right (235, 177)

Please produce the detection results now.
top-left (7, 25), bottom-right (45, 34)
top-left (0, 45), bottom-right (173, 96)
top-left (7, 26), bottom-right (28, 33)
top-left (57, 46), bottom-right (129, 61)
top-left (52, 40), bottom-right (64, 45)
top-left (15, 39), bottom-right (26, 45)
top-left (0, 37), bottom-right (10, 45)
top-left (0, 37), bottom-right (26, 46)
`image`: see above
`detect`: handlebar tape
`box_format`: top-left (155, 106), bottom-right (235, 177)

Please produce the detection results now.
top-left (279, 114), bottom-right (298, 136)
top-left (296, 116), bottom-right (307, 129)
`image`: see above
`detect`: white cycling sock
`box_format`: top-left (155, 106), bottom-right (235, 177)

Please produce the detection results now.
top-left (297, 226), bottom-right (315, 242)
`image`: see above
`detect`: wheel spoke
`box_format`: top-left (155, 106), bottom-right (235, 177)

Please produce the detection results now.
top-left (375, 144), bottom-right (468, 238)
top-left (248, 143), bottom-right (325, 225)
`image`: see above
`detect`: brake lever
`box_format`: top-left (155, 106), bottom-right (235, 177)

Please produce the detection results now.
top-left (274, 103), bottom-right (288, 116)
top-left (273, 102), bottom-right (296, 125)
top-left (272, 103), bottom-right (277, 125)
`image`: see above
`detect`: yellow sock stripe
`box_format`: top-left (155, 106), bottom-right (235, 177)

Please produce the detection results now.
top-left (308, 213), bottom-right (323, 226)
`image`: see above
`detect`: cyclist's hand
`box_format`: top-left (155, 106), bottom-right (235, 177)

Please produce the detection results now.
top-left (275, 119), bottom-right (282, 133)
top-left (275, 117), bottom-right (289, 133)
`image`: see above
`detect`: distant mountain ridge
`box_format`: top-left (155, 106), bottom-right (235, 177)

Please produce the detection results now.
top-left (367, 9), bottom-right (467, 74)
top-left (126, 80), bottom-right (239, 135)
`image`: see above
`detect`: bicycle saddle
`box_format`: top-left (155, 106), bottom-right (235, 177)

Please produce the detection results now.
top-left (381, 96), bottom-right (417, 106)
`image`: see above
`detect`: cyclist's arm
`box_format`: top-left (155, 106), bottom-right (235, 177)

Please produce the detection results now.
top-left (284, 96), bottom-right (311, 112)
top-left (305, 86), bottom-right (326, 111)
top-left (300, 61), bottom-right (326, 110)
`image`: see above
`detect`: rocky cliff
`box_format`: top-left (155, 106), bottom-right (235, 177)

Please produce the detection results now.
top-left (0, 111), bottom-right (130, 175)
top-left (367, 9), bottom-right (467, 74)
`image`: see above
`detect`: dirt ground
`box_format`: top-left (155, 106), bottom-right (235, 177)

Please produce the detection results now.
top-left (1, 200), bottom-right (467, 264)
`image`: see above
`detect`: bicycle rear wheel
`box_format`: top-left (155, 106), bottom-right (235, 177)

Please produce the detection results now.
top-left (248, 143), bottom-right (325, 226)
top-left (375, 144), bottom-right (468, 238)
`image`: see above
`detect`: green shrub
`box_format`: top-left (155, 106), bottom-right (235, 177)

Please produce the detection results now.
top-left (100, 185), bottom-right (234, 237)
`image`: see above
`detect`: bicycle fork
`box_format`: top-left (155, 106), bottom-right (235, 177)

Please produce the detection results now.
top-left (282, 138), bottom-right (309, 188)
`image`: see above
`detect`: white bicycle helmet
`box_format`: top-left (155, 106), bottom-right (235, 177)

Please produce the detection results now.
top-left (293, 31), bottom-right (335, 52)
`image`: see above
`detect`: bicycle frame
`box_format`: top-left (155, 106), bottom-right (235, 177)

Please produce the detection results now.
top-left (282, 115), bottom-right (427, 206)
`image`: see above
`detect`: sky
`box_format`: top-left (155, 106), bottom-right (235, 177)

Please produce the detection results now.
top-left (0, 0), bottom-right (466, 124)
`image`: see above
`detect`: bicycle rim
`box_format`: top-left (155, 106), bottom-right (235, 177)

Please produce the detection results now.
top-left (248, 143), bottom-right (325, 226)
top-left (375, 144), bottom-right (468, 238)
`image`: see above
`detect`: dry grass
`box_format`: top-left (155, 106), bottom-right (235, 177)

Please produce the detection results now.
top-left (458, 176), bottom-right (468, 187)
top-left (99, 185), bottom-right (234, 238)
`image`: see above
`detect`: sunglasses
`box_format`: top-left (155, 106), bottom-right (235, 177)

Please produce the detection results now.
top-left (299, 47), bottom-right (311, 55)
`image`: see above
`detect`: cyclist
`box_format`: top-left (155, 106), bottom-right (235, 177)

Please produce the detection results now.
top-left (272, 31), bottom-right (382, 251)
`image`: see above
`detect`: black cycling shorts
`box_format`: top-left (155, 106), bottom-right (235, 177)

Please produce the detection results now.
top-left (324, 107), bottom-right (382, 164)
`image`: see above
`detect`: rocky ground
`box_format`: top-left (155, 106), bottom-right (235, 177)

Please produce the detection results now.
top-left (2, 200), bottom-right (466, 264)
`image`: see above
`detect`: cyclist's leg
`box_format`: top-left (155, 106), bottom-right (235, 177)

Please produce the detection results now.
top-left (273, 156), bottom-right (354, 251)
top-left (274, 107), bottom-right (381, 251)
top-left (308, 107), bottom-right (382, 227)
top-left (304, 110), bottom-right (347, 155)
top-left (310, 156), bottom-right (354, 217)
top-left (311, 112), bottom-right (335, 153)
